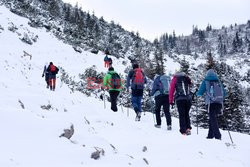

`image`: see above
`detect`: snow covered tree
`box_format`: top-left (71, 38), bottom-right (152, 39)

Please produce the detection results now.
top-left (152, 39), bottom-right (165, 75)
top-left (206, 51), bottom-right (216, 70)
top-left (48, 0), bottom-right (61, 17)
top-left (179, 56), bottom-right (190, 75)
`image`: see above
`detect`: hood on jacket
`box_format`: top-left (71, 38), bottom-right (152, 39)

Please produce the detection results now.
top-left (154, 74), bottom-right (160, 80)
top-left (205, 69), bottom-right (219, 81)
top-left (175, 72), bottom-right (186, 77)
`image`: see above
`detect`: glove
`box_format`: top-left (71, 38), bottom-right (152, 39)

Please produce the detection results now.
top-left (170, 103), bottom-right (174, 109)
top-left (42, 74), bottom-right (44, 77)
top-left (100, 94), bottom-right (103, 100)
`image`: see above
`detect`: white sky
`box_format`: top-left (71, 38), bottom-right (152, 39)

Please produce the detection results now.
top-left (62, 0), bottom-right (250, 41)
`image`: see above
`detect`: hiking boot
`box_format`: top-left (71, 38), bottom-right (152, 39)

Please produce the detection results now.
top-left (167, 125), bottom-right (172, 130)
top-left (186, 129), bottom-right (191, 135)
top-left (46, 85), bottom-right (49, 89)
top-left (154, 124), bottom-right (161, 128)
top-left (135, 112), bottom-right (141, 121)
top-left (135, 116), bottom-right (140, 121)
top-left (137, 112), bottom-right (141, 119)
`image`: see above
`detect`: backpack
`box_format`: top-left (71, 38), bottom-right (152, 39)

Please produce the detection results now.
top-left (108, 58), bottom-right (112, 64)
top-left (104, 56), bottom-right (109, 61)
top-left (50, 65), bottom-right (59, 74)
top-left (133, 68), bottom-right (144, 85)
top-left (110, 73), bottom-right (121, 89)
top-left (50, 65), bottom-right (56, 72)
top-left (159, 75), bottom-right (170, 95)
top-left (175, 75), bottom-right (191, 100)
top-left (205, 81), bottom-right (224, 104)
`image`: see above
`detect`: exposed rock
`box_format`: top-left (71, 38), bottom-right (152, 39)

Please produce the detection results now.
top-left (59, 124), bottom-right (74, 139)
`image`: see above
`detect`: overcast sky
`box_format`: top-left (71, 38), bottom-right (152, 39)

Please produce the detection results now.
top-left (63, 0), bottom-right (250, 41)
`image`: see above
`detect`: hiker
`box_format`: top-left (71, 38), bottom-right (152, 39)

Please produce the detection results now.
top-left (42, 62), bottom-right (49, 88)
top-left (197, 69), bottom-right (226, 140)
top-left (108, 57), bottom-right (112, 67)
top-left (151, 73), bottom-right (172, 130)
top-left (46, 62), bottom-right (59, 91)
top-left (103, 67), bottom-right (122, 112)
top-left (169, 71), bottom-right (192, 135)
top-left (104, 55), bottom-right (109, 68)
top-left (126, 63), bottom-right (147, 121)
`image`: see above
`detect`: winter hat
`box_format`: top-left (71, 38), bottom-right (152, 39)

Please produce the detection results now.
top-left (108, 67), bottom-right (114, 71)
top-left (133, 63), bottom-right (139, 69)
top-left (50, 62), bottom-right (53, 65)
top-left (206, 69), bottom-right (217, 77)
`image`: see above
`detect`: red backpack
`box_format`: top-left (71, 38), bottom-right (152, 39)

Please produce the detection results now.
top-left (50, 65), bottom-right (56, 72)
top-left (133, 68), bottom-right (144, 84)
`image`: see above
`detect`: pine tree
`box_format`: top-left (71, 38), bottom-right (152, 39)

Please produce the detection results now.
top-left (179, 56), bottom-right (190, 75)
top-left (152, 40), bottom-right (165, 75)
top-left (206, 51), bottom-right (216, 70)
top-left (232, 32), bottom-right (242, 53)
top-left (218, 35), bottom-right (227, 57)
top-left (185, 38), bottom-right (191, 55)
top-left (63, 4), bottom-right (71, 22)
top-left (220, 81), bottom-right (245, 132)
top-left (247, 41), bottom-right (250, 55)
top-left (48, 0), bottom-right (61, 17)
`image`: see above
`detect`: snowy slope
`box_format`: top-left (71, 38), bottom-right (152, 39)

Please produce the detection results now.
top-left (0, 4), bottom-right (250, 167)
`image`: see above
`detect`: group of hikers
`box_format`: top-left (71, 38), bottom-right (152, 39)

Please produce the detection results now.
top-left (41, 54), bottom-right (226, 140)
top-left (42, 62), bottom-right (59, 91)
top-left (103, 58), bottom-right (226, 140)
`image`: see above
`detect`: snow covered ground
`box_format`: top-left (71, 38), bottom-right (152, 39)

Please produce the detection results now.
top-left (0, 4), bottom-right (250, 167)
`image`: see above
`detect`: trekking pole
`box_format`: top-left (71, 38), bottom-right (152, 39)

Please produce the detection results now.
top-left (196, 96), bottom-right (199, 135)
top-left (127, 96), bottom-right (130, 117)
top-left (193, 89), bottom-right (199, 135)
top-left (223, 115), bottom-right (234, 145)
top-left (227, 128), bottom-right (234, 144)
top-left (103, 91), bottom-right (106, 109)
top-left (118, 93), bottom-right (124, 113)
top-left (150, 97), bottom-right (156, 125)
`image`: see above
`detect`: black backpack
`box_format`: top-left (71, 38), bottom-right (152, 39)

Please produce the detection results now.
top-left (175, 75), bottom-right (191, 100)
top-left (110, 73), bottom-right (121, 89)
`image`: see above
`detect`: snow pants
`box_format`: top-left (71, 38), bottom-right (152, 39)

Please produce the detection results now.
top-left (176, 99), bottom-right (192, 134)
top-left (109, 90), bottom-right (120, 112)
top-left (155, 95), bottom-right (171, 126)
top-left (131, 96), bottom-right (142, 114)
top-left (207, 103), bottom-right (222, 139)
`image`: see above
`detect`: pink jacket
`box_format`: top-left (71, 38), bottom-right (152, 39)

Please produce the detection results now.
top-left (169, 76), bottom-right (177, 104)
top-left (169, 73), bottom-right (192, 104)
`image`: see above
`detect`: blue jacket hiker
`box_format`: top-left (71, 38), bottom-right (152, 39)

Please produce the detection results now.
top-left (126, 63), bottom-right (147, 121)
top-left (151, 74), bottom-right (172, 129)
top-left (197, 69), bottom-right (226, 140)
